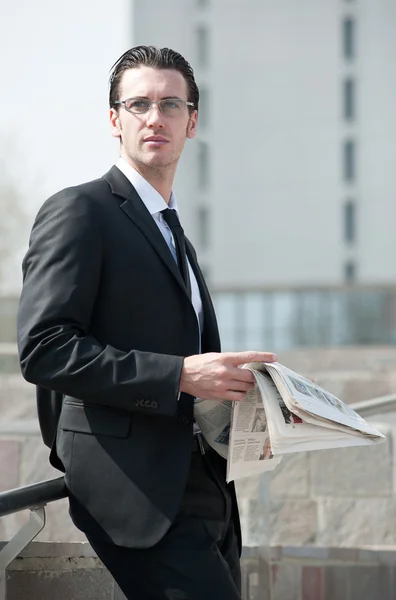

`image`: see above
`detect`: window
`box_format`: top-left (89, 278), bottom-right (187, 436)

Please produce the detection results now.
top-left (198, 141), bottom-right (209, 189)
top-left (196, 25), bottom-right (209, 68)
top-left (343, 17), bottom-right (355, 60)
top-left (344, 200), bottom-right (356, 243)
top-left (197, 206), bottom-right (210, 249)
top-left (343, 139), bottom-right (356, 181)
top-left (200, 264), bottom-right (210, 282)
top-left (344, 260), bottom-right (356, 283)
top-left (343, 77), bottom-right (355, 121)
top-left (198, 86), bottom-right (209, 128)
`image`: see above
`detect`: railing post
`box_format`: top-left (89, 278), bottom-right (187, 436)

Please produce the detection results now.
top-left (0, 568), bottom-right (6, 600)
top-left (0, 506), bottom-right (46, 599)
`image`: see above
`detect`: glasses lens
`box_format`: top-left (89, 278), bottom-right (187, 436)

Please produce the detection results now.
top-left (159, 99), bottom-right (184, 116)
top-left (125, 98), bottom-right (151, 113)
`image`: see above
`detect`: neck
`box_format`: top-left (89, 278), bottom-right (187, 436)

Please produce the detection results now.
top-left (121, 153), bottom-right (176, 204)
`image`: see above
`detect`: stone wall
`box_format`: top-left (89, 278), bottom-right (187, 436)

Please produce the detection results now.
top-left (2, 542), bottom-right (124, 600)
top-left (0, 298), bottom-right (18, 344)
top-left (2, 346), bottom-right (396, 548)
top-left (243, 545), bottom-right (396, 600)
top-left (278, 346), bottom-right (396, 403)
top-left (0, 374), bottom-right (85, 544)
top-left (236, 419), bottom-right (395, 549)
top-left (236, 346), bottom-right (396, 548)
top-left (2, 542), bottom-right (396, 600)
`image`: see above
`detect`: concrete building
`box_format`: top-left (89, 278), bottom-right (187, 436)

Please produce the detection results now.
top-left (131, 0), bottom-right (396, 288)
top-left (2, 1), bottom-right (395, 350)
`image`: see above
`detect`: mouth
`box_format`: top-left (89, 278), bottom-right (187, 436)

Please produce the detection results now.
top-left (143, 136), bottom-right (169, 147)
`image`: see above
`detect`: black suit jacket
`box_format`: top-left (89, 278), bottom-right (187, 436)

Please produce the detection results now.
top-left (17, 166), bottom-right (241, 550)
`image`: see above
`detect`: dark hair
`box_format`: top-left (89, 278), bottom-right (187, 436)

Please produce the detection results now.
top-left (109, 45), bottom-right (199, 113)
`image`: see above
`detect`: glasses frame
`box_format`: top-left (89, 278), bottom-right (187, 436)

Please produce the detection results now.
top-left (114, 97), bottom-right (195, 116)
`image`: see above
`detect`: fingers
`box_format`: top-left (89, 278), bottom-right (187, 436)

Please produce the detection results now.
top-left (226, 351), bottom-right (277, 366)
top-left (180, 350), bottom-right (277, 401)
top-left (229, 367), bottom-right (255, 383)
top-left (227, 379), bottom-right (255, 393)
top-left (222, 390), bottom-right (249, 402)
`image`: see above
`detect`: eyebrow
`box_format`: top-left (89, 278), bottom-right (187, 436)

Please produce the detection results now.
top-left (126, 95), bottom-right (184, 100)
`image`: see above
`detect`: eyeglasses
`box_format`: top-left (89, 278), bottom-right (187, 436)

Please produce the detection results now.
top-left (114, 97), bottom-right (195, 117)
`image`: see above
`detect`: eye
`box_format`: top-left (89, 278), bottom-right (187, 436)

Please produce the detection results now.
top-left (163, 99), bottom-right (182, 110)
top-left (126, 98), bottom-right (150, 112)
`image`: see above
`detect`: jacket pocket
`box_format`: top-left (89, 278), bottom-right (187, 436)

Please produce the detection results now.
top-left (59, 399), bottom-right (131, 438)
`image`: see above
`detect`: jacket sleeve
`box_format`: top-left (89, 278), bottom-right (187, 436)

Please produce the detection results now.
top-left (17, 188), bottom-right (188, 418)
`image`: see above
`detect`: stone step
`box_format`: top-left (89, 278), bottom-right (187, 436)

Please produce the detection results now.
top-left (0, 344), bottom-right (20, 374)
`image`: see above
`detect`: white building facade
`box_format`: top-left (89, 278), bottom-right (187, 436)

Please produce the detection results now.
top-left (131, 0), bottom-right (396, 288)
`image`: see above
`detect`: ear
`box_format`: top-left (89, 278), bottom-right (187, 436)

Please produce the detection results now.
top-left (110, 108), bottom-right (122, 138)
top-left (187, 110), bottom-right (198, 140)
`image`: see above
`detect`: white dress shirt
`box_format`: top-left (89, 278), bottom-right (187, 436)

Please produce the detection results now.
top-left (116, 157), bottom-right (204, 342)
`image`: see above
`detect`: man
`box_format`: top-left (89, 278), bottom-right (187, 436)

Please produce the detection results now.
top-left (17, 46), bottom-right (276, 599)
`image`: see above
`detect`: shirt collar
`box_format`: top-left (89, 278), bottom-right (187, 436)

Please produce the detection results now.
top-left (116, 157), bottom-right (179, 215)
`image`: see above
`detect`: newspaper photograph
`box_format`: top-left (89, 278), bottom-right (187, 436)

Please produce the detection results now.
top-left (257, 362), bottom-right (383, 438)
top-left (193, 398), bottom-right (233, 459)
top-left (249, 367), bottom-right (384, 455)
top-left (226, 384), bottom-right (282, 482)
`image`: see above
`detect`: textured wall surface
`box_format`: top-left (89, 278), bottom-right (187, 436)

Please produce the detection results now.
top-left (237, 421), bottom-right (395, 549)
top-left (237, 346), bottom-right (396, 548)
top-left (1, 346), bottom-right (396, 548)
top-left (2, 542), bottom-right (396, 600)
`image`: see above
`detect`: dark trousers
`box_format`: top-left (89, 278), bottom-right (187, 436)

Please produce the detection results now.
top-left (87, 437), bottom-right (242, 600)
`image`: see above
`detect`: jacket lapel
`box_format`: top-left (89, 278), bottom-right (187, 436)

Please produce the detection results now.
top-left (102, 166), bottom-right (190, 299)
top-left (103, 166), bottom-right (220, 351)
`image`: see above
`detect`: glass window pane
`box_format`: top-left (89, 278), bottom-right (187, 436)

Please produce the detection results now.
top-left (343, 78), bottom-right (355, 120)
top-left (343, 139), bottom-right (356, 181)
top-left (197, 205), bottom-right (210, 249)
top-left (213, 294), bottom-right (239, 351)
top-left (344, 260), bottom-right (356, 283)
top-left (199, 86), bottom-right (209, 128)
top-left (197, 25), bottom-right (209, 68)
top-left (198, 141), bottom-right (209, 189)
top-left (272, 293), bottom-right (297, 351)
top-left (344, 200), bottom-right (356, 243)
top-left (343, 18), bottom-right (355, 60)
top-left (243, 293), bottom-right (267, 349)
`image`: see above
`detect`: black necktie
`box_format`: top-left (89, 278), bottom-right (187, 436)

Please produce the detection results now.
top-left (161, 208), bottom-right (192, 298)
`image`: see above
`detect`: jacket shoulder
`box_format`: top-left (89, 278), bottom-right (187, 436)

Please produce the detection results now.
top-left (36, 175), bottom-right (113, 218)
top-left (50, 175), bottom-right (110, 203)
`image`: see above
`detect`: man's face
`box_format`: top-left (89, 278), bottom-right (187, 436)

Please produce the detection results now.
top-left (110, 66), bottom-right (197, 173)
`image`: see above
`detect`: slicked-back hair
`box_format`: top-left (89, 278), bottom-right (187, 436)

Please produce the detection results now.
top-left (109, 45), bottom-right (199, 113)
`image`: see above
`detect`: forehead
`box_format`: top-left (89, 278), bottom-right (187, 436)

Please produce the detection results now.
top-left (119, 66), bottom-right (188, 99)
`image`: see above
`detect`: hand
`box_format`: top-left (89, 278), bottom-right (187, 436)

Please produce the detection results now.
top-left (180, 351), bottom-right (277, 402)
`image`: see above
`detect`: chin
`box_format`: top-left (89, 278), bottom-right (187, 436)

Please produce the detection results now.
top-left (143, 155), bottom-right (175, 169)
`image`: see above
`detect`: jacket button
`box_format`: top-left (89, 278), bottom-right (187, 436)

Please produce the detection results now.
top-left (180, 416), bottom-right (190, 426)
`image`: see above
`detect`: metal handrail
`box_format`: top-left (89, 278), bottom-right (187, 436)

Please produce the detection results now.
top-left (0, 477), bottom-right (67, 518)
top-left (352, 393), bottom-right (396, 417)
top-left (0, 477), bottom-right (68, 598)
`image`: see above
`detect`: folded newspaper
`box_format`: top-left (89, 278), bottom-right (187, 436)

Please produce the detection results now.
top-left (194, 362), bottom-right (386, 482)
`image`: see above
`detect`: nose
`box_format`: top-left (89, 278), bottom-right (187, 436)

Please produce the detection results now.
top-left (146, 104), bottom-right (164, 129)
